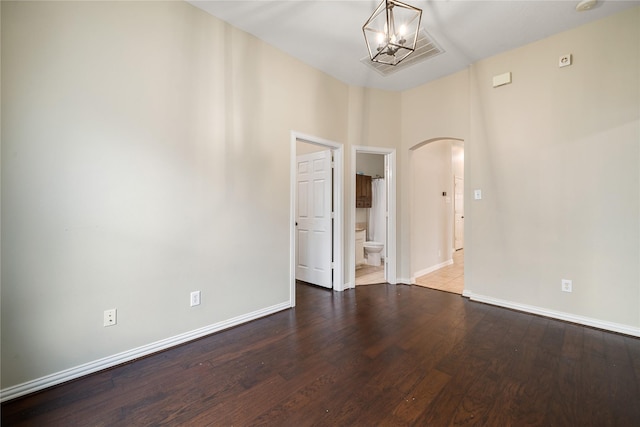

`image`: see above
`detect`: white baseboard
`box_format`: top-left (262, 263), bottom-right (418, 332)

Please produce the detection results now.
top-left (465, 291), bottom-right (640, 338)
top-left (410, 259), bottom-right (454, 284)
top-left (395, 277), bottom-right (412, 285)
top-left (0, 301), bottom-right (291, 402)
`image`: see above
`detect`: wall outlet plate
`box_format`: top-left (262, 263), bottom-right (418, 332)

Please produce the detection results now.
top-left (104, 308), bottom-right (117, 327)
top-left (190, 291), bottom-right (201, 307)
top-left (559, 54), bottom-right (572, 68)
top-left (561, 279), bottom-right (572, 293)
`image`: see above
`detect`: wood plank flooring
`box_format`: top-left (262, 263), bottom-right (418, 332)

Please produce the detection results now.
top-left (3, 283), bottom-right (640, 426)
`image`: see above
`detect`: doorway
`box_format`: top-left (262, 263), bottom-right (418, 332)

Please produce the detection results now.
top-left (350, 146), bottom-right (397, 288)
top-left (290, 132), bottom-right (344, 307)
top-left (410, 138), bottom-right (464, 294)
top-left (295, 148), bottom-right (333, 288)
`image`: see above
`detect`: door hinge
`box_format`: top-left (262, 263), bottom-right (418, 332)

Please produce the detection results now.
top-left (331, 212), bottom-right (335, 219)
top-left (331, 262), bottom-right (335, 269)
top-left (331, 161), bottom-right (335, 168)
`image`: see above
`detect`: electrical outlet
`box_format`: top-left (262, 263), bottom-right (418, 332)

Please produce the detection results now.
top-left (190, 291), bottom-right (201, 307)
top-left (104, 308), bottom-right (117, 327)
top-left (561, 279), bottom-right (572, 293)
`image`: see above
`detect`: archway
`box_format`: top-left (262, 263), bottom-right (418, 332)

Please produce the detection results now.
top-left (409, 137), bottom-right (464, 294)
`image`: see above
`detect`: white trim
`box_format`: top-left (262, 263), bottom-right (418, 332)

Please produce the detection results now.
top-left (0, 301), bottom-right (290, 402)
top-left (410, 259), bottom-right (453, 284)
top-left (290, 131), bottom-right (345, 302)
top-left (351, 146), bottom-right (397, 288)
top-left (396, 277), bottom-right (413, 285)
top-left (465, 291), bottom-right (640, 338)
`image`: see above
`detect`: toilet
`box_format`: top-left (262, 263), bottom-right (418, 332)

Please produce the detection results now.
top-left (363, 241), bottom-right (384, 266)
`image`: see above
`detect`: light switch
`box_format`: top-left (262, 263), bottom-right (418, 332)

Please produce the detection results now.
top-left (474, 189), bottom-right (482, 200)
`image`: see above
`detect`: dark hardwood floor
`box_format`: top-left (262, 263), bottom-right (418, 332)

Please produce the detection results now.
top-left (3, 283), bottom-right (640, 426)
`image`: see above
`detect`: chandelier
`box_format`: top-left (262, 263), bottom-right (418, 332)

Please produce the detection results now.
top-left (363, 0), bottom-right (422, 66)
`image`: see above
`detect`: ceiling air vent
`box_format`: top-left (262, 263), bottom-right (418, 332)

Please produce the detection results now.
top-left (361, 29), bottom-right (444, 77)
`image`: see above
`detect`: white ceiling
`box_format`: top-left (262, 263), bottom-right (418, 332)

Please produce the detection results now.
top-left (188, 0), bottom-right (640, 92)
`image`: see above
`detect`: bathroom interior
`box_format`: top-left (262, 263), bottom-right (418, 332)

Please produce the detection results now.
top-left (355, 153), bottom-right (386, 285)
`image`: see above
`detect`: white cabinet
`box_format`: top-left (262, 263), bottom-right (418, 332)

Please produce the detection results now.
top-left (355, 229), bottom-right (366, 266)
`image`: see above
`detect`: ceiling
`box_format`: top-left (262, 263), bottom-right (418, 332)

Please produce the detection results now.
top-left (188, 1), bottom-right (639, 92)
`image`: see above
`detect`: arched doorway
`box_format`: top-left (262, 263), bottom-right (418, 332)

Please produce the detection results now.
top-left (409, 138), bottom-right (464, 294)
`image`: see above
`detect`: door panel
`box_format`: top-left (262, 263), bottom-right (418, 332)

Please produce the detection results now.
top-left (296, 150), bottom-right (333, 288)
top-left (297, 230), bottom-right (309, 267)
top-left (297, 181), bottom-right (309, 217)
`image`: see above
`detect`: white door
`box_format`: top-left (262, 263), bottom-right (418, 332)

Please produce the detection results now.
top-left (454, 176), bottom-right (464, 250)
top-left (296, 150), bottom-right (333, 288)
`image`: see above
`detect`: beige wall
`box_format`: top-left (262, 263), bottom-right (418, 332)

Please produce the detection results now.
top-left (1, 1), bottom-right (348, 389)
top-left (348, 86), bottom-right (401, 150)
top-left (345, 86), bottom-right (400, 279)
top-left (398, 70), bottom-right (470, 281)
top-left (410, 140), bottom-right (455, 275)
top-left (356, 153), bottom-right (385, 177)
top-left (401, 7), bottom-right (639, 329)
top-left (466, 8), bottom-right (639, 327)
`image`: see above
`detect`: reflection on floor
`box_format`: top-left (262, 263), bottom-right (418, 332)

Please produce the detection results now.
top-left (355, 261), bottom-right (385, 285)
top-left (415, 250), bottom-right (464, 294)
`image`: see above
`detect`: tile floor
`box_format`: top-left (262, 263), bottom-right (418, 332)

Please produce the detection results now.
top-left (414, 249), bottom-right (464, 294)
top-left (355, 250), bottom-right (464, 291)
top-left (355, 261), bottom-right (385, 285)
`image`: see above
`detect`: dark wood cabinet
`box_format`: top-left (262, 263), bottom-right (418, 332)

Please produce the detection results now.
top-left (355, 174), bottom-right (372, 208)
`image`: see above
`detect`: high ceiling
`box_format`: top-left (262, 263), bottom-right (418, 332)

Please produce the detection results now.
top-left (188, 1), bottom-right (640, 92)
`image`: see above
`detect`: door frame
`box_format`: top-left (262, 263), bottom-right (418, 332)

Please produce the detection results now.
top-left (408, 137), bottom-right (464, 282)
top-left (290, 131), bottom-right (344, 307)
top-left (350, 146), bottom-right (397, 287)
